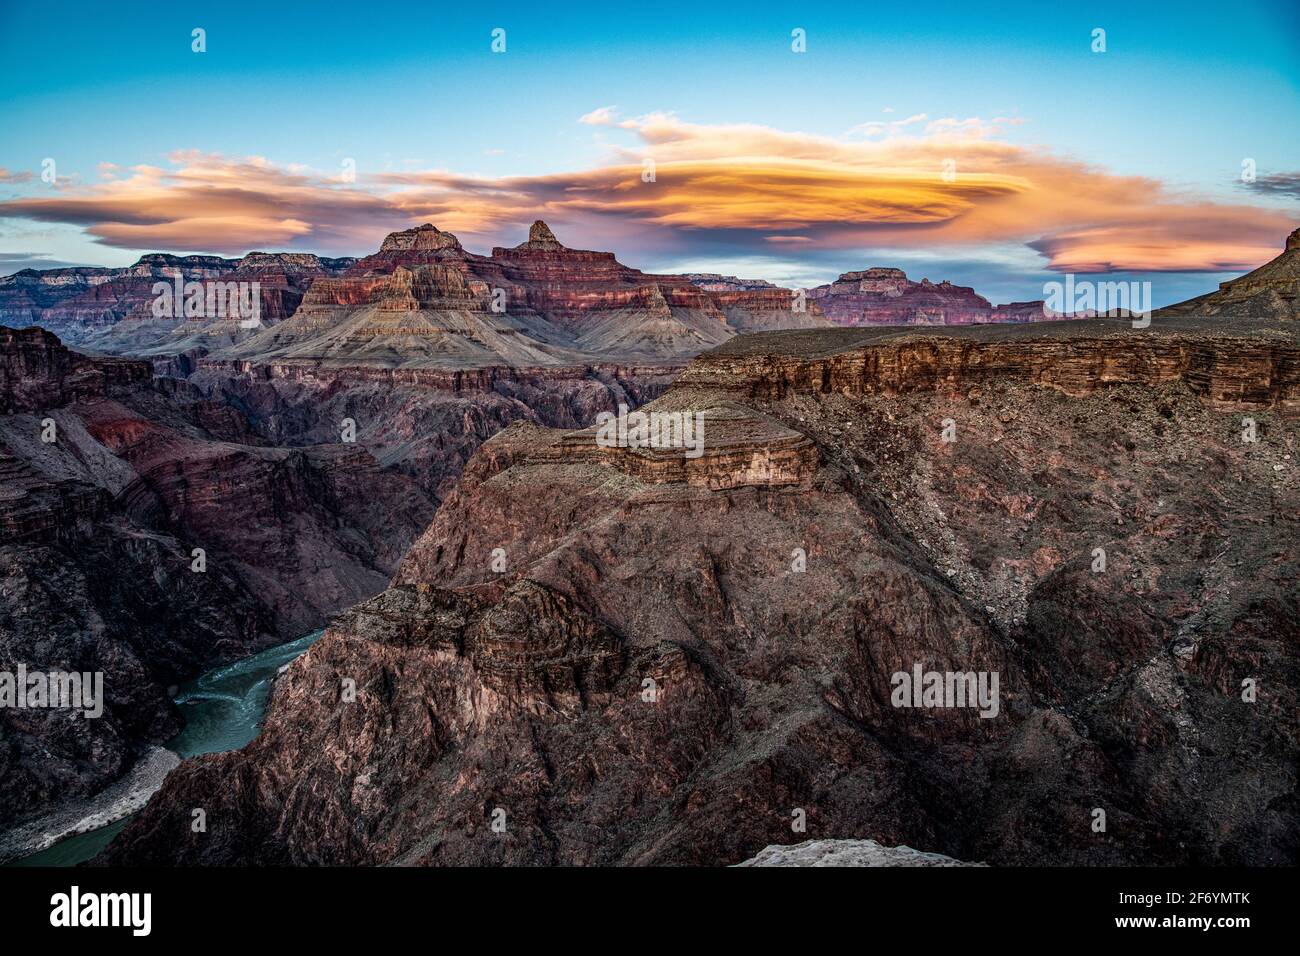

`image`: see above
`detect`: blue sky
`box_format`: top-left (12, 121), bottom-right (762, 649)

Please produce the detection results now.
top-left (2, 0), bottom-right (1297, 305)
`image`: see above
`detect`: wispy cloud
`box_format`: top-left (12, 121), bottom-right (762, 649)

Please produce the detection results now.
top-left (848, 113), bottom-right (929, 138)
top-left (1243, 171), bottom-right (1300, 201)
top-left (579, 105), bottom-right (619, 127)
top-left (0, 117), bottom-right (1292, 273)
top-left (0, 251), bottom-right (97, 271)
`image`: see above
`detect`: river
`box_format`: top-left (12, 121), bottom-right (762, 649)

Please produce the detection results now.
top-left (8, 629), bottom-right (323, 867)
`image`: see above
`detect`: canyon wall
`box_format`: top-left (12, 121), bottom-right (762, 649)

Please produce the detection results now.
top-left (675, 322), bottom-right (1300, 411)
top-left (98, 317), bottom-right (1298, 866)
top-left (0, 329), bottom-right (431, 831)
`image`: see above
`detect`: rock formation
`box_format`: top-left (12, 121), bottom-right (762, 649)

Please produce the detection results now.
top-left (210, 222), bottom-right (742, 366)
top-left (681, 273), bottom-right (780, 292)
top-left (708, 288), bottom-right (831, 333)
top-left (481, 221), bottom-right (736, 357)
top-left (0, 265), bottom-right (120, 327)
top-left (808, 267), bottom-right (1059, 326)
top-left (0, 226), bottom-right (883, 369)
top-left (0, 327), bottom-right (436, 834)
top-left (0, 252), bottom-right (356, 357)
top-left (96, 310), bottom-right (1299, 867)
top-left (674, 319), bottom-right (1300, 408)
top-left (737, 839), bottom-right (984, 867)
top-left (186, 358), bottom-right (679, 504)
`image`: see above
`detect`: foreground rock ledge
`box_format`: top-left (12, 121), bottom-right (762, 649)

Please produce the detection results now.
top-left (736, 839), bottom-right (985, 867)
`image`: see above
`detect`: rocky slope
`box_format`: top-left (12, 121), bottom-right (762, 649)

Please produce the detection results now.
top-left (0, 329), bottom-right (276, 832)
top-left (185, 358), bottom-right (680, 504)
top-left (0, 327), bottom-right (435, 834)
top-left (97, 310), bottom-right (1298, 867)
top-left (0, 335), bottom-right (439, 635)
top-left (1158, 227), bottom-right (1300, 320)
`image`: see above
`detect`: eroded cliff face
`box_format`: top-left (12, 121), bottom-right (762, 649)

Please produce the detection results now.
top-left (100, 316), bottom-right (1298, 867)
top-left (0, 253), bottom-right (356, 356)
top-left (0, 337), bottom-right (439, 635)
top-left (186, 359), bottom-right (679, 503)
top-left (808, 267), bottom-right (1059, 327)
top-left (0, 330), bottom-right (277, 829)
top-left (674, 320), bottom-right (1300, 411)
top-left (0, 266), bottom-right (120, 326)
top-left (0, 328), bottom-right (434, 830)
top-left (1, 327), bottom-right (150, 413)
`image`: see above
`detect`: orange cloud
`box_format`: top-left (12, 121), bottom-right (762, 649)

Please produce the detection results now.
top-left (0, 154), bottom-right (408, 254)
top-left (0, 116), bottom-right (1292, 272)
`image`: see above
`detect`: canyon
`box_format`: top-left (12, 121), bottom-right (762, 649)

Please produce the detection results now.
top-left (0, 253), bottom-right (357, 359)
top-left (0, 325), bottom-right (672, 845)
top-left (2, 223), bottom-right (1298, 866)
top-left (98, 302), bottom-right (1300, 865)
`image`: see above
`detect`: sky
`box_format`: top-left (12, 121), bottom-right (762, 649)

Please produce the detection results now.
top-left (1, 0), bottom-right (1297, 306)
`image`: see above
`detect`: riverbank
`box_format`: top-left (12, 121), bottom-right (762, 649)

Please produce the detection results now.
top-left (0, 747), bottom-right (179, 865)
top-left (2, 629), bottom-right (323, 867)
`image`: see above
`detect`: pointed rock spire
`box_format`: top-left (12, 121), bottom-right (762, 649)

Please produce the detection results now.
top-left (517, 220), bottom-right (564, 251)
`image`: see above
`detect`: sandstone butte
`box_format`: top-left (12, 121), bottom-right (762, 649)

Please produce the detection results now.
top-left (2, 224), bottom-right (1299, 866)
top-left (807, 266), bottom-right (1067, 326)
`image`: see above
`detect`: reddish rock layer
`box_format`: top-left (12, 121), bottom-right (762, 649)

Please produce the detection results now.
top-left (808, 267), bottom-right (1059, 327)
top-left (0, 253), bottom-right (355, 352)
top-left (0, 326), bottom-right (150, 413)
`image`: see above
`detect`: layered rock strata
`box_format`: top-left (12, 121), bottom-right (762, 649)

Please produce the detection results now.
top-left (808, 267), bottom-right (1061, 327)
top-left (98, 314), bottom-right (1298, 867)
top-left (0, 327), bottom-right (434, 832)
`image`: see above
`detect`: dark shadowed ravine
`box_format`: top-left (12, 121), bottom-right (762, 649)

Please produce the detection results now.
top-left (8, 630), bottom-right (323, 867)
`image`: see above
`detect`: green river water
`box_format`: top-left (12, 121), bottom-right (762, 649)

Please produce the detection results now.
top-left (9, 629), bottom-right (323, 867)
